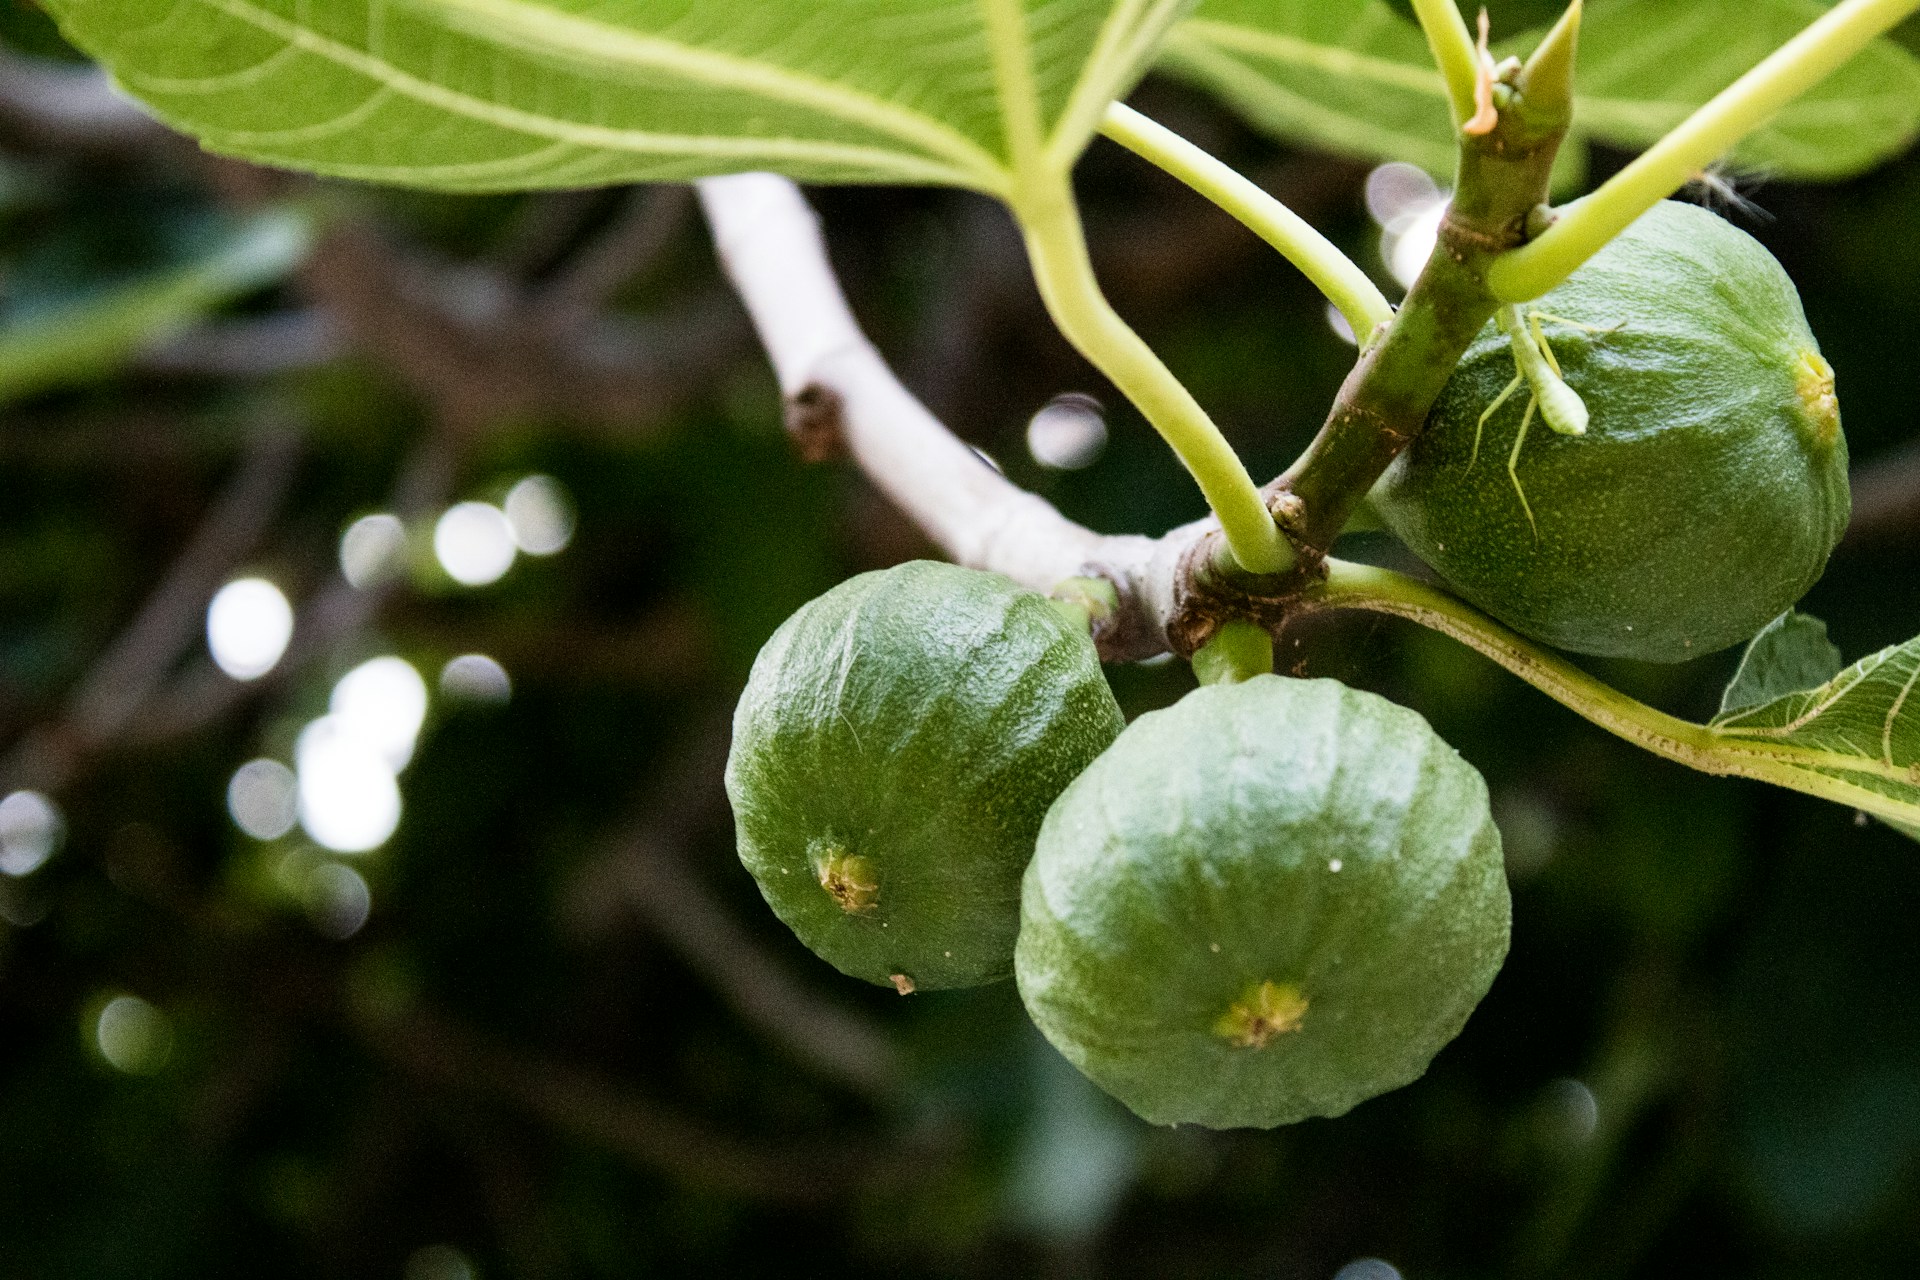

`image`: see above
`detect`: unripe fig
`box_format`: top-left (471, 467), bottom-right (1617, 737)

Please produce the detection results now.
top-left (1376, 200), bottom-right (1849, 662)
top-left (726, 561), bottom-right (1123, 991)
top-left (1017, 676), bottom-right (1508, 1129)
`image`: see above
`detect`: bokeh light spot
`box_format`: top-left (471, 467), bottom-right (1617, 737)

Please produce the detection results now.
top-left (439, 654), bottom-right (512, 704)
top-left (0, 790), bottom-right (63, 877)
top-left (207, 577), bottom-right (294, 680)
top-left (504, 474), bottom-right (575, 556)
top-left (1366, 162), bottom-right (1451, 292)
top-left (94, 995), bottom-right (172, 1075)
top-left (339, 513), bottom-right (407, 589)
top-left (295, 717), bottom-right (402, 854)
top-left (330, 656), bottom-right (428, 770)
top-left (1333, 1260), bottom-right (1403, 1280)
top-left (406, 1244), bottom-right (477, 1280)
top-left (1027, 393), bottom-right (1108, 470)
top-left (227, 759), bottom-right (297, 841)
top-left (434, 502), bottom-right (516, 586)
top-left (305, 861), bottom-right (372, 940)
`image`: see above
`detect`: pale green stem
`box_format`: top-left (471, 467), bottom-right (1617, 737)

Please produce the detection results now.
top-left (1015, 177), bottom-right (1291, 575)
top-left (1099, 103), bottom-right (1395, 341)
top-left (1193, 618), bottom-right (1276, 686)
top-left (1410, 0), bottom-right (1484, 126)
top-left (1309, 559), bottom-right (1916, 821)
top-left (1489, 0), bottom-right (1920, 302)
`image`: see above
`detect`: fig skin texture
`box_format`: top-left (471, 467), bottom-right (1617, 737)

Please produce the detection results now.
top-left (1017, 676), bottom-right (1508, 1129)
top-left (726, 560), bottom-right (1124, 992)
top-left (1376, 199), bottom-right (1849, 662)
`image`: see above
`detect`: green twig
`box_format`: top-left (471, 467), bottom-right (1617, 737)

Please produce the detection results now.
top-left (1192, 618), bottom-right (1275, 685)
top-left (1410, 0), bottom-right (1484, 127)
top-left (1490, 0), bottom-right (1920, 301)
top-left (1015, 176), bottom-right (1290, 576)
top-left (1099, 103), bottom-right (1395, 340)
top-left (1268, 6), bottom-right (1581, 563)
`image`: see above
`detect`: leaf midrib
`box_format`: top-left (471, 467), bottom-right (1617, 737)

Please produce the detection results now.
top-left (127, 0), bottom-right (1017, 190)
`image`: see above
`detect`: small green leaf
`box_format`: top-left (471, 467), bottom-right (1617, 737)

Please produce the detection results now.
top-left (1709, 635), bottom-right (1920, 834)
top-left (1160, 0), bottom-right (1920, 181)
top-left (0, 209), bottom-right (311, 406)
top-left (1717, 610), bottom-right (1845, 720)
top-left (42, 0), bottom-right (1194, 195)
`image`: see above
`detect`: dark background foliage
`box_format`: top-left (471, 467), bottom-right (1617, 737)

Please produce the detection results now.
top-left (4, 4), bottom-right (1920, 1276)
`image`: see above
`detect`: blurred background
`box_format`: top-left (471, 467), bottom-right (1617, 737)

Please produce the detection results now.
top-left (3, 1), bottom-right (1920, 1275)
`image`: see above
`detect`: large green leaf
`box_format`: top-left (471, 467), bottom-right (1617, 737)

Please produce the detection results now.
top-left (1709, 635), bottom-right (1920, 833)
top-left (42, 0), bottom-right (1193, 194)
top-left (1161, 0), bottom-right (1920, 180)
top-left (0, 209), bottom-right (311, 405)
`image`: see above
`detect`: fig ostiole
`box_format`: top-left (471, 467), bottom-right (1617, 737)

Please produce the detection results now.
top-left (1376, 199), bottom-right (1850, 662)
top-left (726, 560), bottom-right (1124, 992)
top-left (1016, 675), bottom-right (1510, 1129)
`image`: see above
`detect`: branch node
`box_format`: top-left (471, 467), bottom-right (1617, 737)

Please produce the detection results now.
top-left (783, 383), bottom-right (848, 463)
top-left (1164, 532), bottom-right (1323, 660)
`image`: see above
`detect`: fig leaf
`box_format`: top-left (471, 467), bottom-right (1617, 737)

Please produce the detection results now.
top-left (1162, 0), bottom-right (1920, 184)
top-left (37, 0), bottom-right (1192, 195)
top-left (1718, 610), bottom-right (1845, 720)
top-left (1710, 634), bottom-right (1920, 842)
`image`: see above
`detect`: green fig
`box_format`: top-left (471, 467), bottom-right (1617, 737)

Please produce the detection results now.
top-left (726, 561), bottom-right (1123, 991)
top-left (1017, 675), bottom-right (1508, 1128)
top-left (1376, 199), bottom-right (1849, 662)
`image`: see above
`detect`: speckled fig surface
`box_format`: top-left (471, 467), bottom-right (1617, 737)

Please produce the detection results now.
top-left (726, 561), bottom-right (1123, 991)
top-left (1377, 200), bottom-right (1850, 662)
top-left (1017, 676), bottom-right (1509, 1129)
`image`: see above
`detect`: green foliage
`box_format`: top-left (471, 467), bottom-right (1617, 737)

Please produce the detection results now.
top-left (1376, 200), bottom-right (1850, 661)
top-left (1161, 0), bottom-right (1920, 180)
top-left (726, 561), bottom-right (1124, 990)
top-left (39, 0), bottom-right (1192, 193)
top-left (1016, 675), bottom-right (1509, 1128)
top-left (0, 209), bottom-right (310, 405)
top-left (1719, 609), bottom-right (1845, 717)
top-left (1708, 631), bottom-right (1920, 833)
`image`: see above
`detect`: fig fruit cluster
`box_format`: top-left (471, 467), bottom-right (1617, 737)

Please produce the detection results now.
top-left (727, 562), bottom-right (1508, 1128)
top-left (726, 202), bottom-right (1841, 1127)
top-left (1376, 200), bottom-right (1850, 662)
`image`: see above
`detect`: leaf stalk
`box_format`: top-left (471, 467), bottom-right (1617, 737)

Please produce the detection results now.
top-left (1311, 562), bottom-right (1920, 826)
top-left (1014, 177), bottom-right (1291, 575)
top-left (1098, 103), bottom-right (1395, 340)
top-left (1409, 0), bottom-right (1485, 127)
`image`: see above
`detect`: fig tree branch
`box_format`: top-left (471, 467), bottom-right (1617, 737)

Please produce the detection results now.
top-left (698, 171), bottom-right (1185, 658)
top-left (1265, 4), bottom-right (1580, 568)
top-left (701, 171), bottom-right (1914, 828)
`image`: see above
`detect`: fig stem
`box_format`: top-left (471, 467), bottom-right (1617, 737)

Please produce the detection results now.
top-left (1489, 0), bottom-right (1920, 302)
top-left (1409, 0), bottom-right (1485, 128)
top-left (1098, 104), bottom-right (1395, 341)
top-left (1013, 174), bottom-right (1291, 576)
top-left (1310, 560), bottom-right (1919, 825)
top-left (1259, 4), bottom-right (1582, 570)
top-left (1192, 619), bottom-right (1275, 686)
